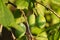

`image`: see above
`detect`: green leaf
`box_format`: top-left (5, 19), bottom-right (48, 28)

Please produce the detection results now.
top-left (0, 0), bottom-right (14, 26)
top-left (36, 32), bottom-right (48, 40)
top-left (13, 9), bottom-right (25, 24)
top-left (45, 14), bottom-right (51, 23)
top-left (36, 15), bottom-right (46, 28)
top-left (36, 4), bottom-right (45, 16)
top-left (51, 13), bottom-right (59, 25)
top-left (41, 0), bottom-right (50, 6)
top-left (15, 0), bottom-right (29, 9)
top-left (31, 26), bottom-right (44, 35)
top-left (28, 14), bottom-right (35, 27)
top-left (12, 23), bottom-right (26, 39)
top-left (17, 35), bottom-right (27, 40)
top-left (36, 36), bottom-right (48, 40)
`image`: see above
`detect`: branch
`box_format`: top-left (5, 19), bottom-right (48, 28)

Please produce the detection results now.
top-left (36, 1), bottom-right (60, 18)
top-left (20, 10), bottom-right (33, 40)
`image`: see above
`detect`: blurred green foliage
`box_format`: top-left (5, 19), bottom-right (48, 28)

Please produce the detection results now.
top-left (0, 0), bottom-right (60, 40)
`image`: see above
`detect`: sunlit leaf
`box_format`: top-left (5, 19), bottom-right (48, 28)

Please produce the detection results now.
top-left (15, 0), bottom-right (29, 9)
top-left (0, 0), bottom-right (14, 26)
top-left (28, 14), bottom-right (35, 27)
top-left (51, 13), bottom-right (59, 25)
top-left (31, 26), bottom-right (44, 35)
top-left (36, 4), bottom-right (45, 16)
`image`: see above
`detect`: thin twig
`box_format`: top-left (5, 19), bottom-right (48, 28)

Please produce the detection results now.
top-left (11, 32), bottom-right (16, 40)
top-left (0, 24), bottom-right (3, 36)
top-left (11, 31), bottom-right (16, 40)
top-left (20, 10), bottom-right (33, 40)
top-left (36, 1), bottom-right (60, 18)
